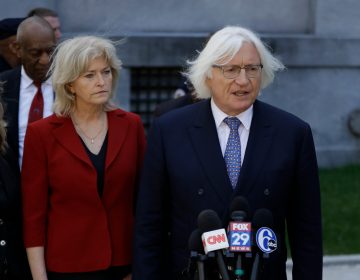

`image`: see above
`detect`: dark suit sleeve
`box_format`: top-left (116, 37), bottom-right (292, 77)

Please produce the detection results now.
top-left (133, 115), bottom-right (147, 212)
top-left (133, 119), bottom-right (170, 280)
top-left (287, 124), bottom-right (323, 280)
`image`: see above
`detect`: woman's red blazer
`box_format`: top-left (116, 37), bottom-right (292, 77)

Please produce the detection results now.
top-left (21, 109), bottom-right (146, 272)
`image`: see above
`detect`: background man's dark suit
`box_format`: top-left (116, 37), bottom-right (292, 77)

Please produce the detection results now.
top-left (0, 67), bottom-right (21, 161)
top-left (153, 93), bottom-right (195, 117)
top-left (133, 99), bottom-right (322, 280)
top-left (0, 154), bottom-right (31, 279)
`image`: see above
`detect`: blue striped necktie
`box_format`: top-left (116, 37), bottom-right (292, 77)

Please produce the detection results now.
top-left (223, 117), bottom-right (241, 189)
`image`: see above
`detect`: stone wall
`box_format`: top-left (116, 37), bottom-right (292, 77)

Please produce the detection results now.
top-left (1, 0), bottom-right (360, 167)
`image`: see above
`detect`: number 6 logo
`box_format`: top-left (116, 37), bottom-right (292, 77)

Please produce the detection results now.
top-left (255, 227), bottom-right (277, 253)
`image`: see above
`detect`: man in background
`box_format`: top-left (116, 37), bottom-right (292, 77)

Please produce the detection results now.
top-left (153, 78), bottom-right (197, 117)
top-left (0, 16), bottom-right (56, 167)
top-left (0, 18), bottom-right (24, 73)
top-left (28, 7), bottom-right (62, 41)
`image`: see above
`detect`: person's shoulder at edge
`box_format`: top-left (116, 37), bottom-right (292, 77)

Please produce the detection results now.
top-left (153, 94), bottom-right (195, 117)
top-left (154, 98), bottom-right (209, 128)
top-left (0, 66), bottom-right (20, 80)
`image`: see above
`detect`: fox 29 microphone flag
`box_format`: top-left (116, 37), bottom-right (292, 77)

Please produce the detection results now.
top-left (228, 221), bottom-right (252, 252)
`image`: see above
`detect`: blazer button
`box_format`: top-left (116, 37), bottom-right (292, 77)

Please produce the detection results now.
top-left (198, 188), bottom-right (205, 196)
top-left (264, 188), bottom-right (270, 196)
top-left (0, 240), bottom-right (6, 246)
top-left (0, 219), bottom-right (3, 225)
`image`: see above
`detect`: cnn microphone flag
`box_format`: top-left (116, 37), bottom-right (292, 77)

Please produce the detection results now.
top-left (201, 229), bottom-right (229, 254)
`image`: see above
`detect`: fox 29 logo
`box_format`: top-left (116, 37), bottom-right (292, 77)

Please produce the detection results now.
top-left (228, 222), bottom-right (251, 252)
top-left (255, 227), bottom-right (277, 253)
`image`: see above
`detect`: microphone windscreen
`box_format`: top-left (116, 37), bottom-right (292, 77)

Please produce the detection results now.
top-left (231, 210), bottom-right (247, 222)
top-left (197, 209), bottom-right (222, 232)
top-left (252, 208), bottom-right (274, 229)
top-left (229, 196), bottom-right (250, 216)
top-left (188, 228), bottom-right (204, 253)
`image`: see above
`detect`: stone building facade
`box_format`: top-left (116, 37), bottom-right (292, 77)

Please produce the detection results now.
top-left (2, 0), bottom-right (360, 167)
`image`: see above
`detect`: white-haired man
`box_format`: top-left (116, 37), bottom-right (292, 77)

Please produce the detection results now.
top-left (134, 26), bottom-right (322, 280)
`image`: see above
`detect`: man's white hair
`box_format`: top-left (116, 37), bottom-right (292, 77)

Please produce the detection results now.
top-left (185, 26), bottom-right (285, 99)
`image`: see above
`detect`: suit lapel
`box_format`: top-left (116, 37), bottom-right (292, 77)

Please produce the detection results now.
top-left (188, 100), bottom-right (233, 204)
top-left (235, 100), bottom-right (274, 196)
top-left (105, 110), bottom-right (128, 169)
top-left (51, 115), bottom-right (92, 167)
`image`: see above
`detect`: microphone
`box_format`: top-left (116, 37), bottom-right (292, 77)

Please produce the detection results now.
top-left (228, 196), bottom-right (252, 252)
top-left (229, 196), bottom-right (251, 220)
top-left (228, 196), bottom-right (252, 279)
top-left (197, 209), bottom-right (230, 280)
top-left (188, 228), bottom-right (206, 280)
top-left (250, 208), bottom-right (278, 280)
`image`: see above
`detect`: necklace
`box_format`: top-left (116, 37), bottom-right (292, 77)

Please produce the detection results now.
top-left (72, 113), bottom-right (106, 144)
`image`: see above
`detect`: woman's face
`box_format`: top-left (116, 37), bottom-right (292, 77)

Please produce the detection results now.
top-left (206, 42), bottom-right (262, 116)
top-left (68, 56), bottom-right (112, 109)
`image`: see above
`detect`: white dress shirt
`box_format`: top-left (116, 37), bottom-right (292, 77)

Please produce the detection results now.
top-left (210, 98), bottom-right (253, 165)
top-left (18, 66), bottom-right (54, 167)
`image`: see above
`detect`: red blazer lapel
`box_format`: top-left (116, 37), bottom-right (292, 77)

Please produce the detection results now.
top-left (106, 109), bottom-right (129, 169)
top-left (50, 115), bottom-right (92, 167)
top-left (49, 110), bottom-right (130, 169)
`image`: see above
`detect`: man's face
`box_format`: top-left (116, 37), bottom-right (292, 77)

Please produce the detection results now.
top-left (44, 16), bottom-right (61, 42)
top-left (206, 42), bottom-right (262, 116)
top-left (16, 27), bottom-right (56, 82)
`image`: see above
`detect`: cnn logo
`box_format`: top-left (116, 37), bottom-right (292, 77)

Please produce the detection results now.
top-left (206, 233), bottom-right (227, 245)
top-left (202, 229), bottom-right (229, 254)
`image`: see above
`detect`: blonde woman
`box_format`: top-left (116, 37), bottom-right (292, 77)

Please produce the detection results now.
top-left (21, 37), bottom-right (146, 280)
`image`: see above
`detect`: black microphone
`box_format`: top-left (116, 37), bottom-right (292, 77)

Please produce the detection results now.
top-left (250, 208), bottom-right (278, 280)
top-left (228, 196), bottom-right (252, 279)
top-left (229, 196), bottom-right (250, 221)
top-left (188, 228), bottom-right (206, 280)
top-left (197, 209), bottom-right (230, 280)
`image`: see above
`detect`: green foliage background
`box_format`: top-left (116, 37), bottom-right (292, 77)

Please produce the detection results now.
top-left (320, 165), bottom-right (360, 255)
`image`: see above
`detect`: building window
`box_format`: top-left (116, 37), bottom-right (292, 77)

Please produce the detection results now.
top-left (131, 67), bottom-right (183, 130)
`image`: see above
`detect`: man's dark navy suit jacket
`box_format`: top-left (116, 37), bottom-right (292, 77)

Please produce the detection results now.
top-left (134, 99), bottom-right (322, 280)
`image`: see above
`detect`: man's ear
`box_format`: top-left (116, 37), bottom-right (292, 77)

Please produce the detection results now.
top-left (205, 74), bottom-right (212, 86)
top-left (10, 41), bottom-right (21, 58)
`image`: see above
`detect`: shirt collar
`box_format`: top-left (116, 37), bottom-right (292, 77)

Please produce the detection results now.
top-left (20, 66), bottom-right (52, 89)
top-left (211, 98), bottom-right (253, 130)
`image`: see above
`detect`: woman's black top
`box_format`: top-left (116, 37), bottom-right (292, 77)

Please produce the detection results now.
top-left (80, 133), bottom-right (108, 197)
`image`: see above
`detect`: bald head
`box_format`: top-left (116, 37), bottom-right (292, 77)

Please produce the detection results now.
top-left (15, 16), bottom-right (56, 81)
top-left (17, 16), bottom-right (55, 43)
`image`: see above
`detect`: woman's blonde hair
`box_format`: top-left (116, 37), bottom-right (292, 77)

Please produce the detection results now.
top-left (0, 82), bottom-right (8, 154)
top-left (50, 36), bottom-right (122, 116)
